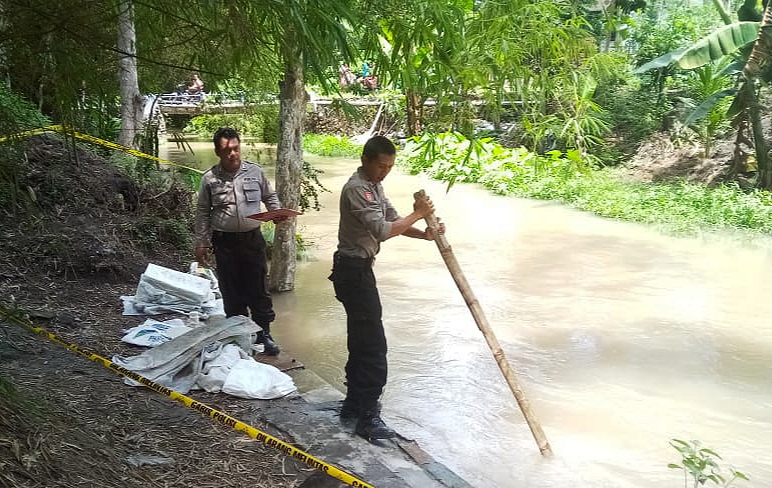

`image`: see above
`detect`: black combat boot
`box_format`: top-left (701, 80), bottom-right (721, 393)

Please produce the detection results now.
top-left (257, 325), bottom-right (280, 356)
top-left (339, 396), bottom-right (360, 420)
top-left (355, 402), bottom-right (395, 441)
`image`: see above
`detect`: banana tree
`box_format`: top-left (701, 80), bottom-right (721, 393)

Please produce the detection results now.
top-left (635, 16), bottom-right (772, 188)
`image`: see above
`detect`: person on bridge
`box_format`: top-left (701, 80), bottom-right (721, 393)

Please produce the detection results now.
top-left (338, 63), bottom-right (355, 88)
top-left (194, 127), bottom-right (286, 356)
top-left (187, 73), bottom-right (204, 95)
top-left (329, 135), bottom-right (444, 441)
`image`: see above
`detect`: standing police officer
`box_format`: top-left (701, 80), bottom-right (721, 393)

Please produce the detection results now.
top-left (330, 135), bottom-right (443, 440)
top-left (194, 127), bottom-right (284, 355)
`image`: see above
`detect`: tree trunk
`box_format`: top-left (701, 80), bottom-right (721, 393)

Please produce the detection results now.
top-left (117, 0), bottom-right (143, 148)
top-left (710, 0), bottom-right (732, 25)
top-left (743, 0), bottom-right (772, 188)
top-left (0, 2), bottom-right (9, 89)
top-left (405, 89), bottom-right (422, 137)
top-left (749, 85), bottom-right (770, 188)
top-left (269, 55), bottom-right (304, 292)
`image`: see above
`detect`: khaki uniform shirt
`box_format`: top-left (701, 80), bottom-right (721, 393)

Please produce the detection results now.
top-left (195, 161), bottom-right (280, 247)
top-left (337, 167), bottom-right (400, 258)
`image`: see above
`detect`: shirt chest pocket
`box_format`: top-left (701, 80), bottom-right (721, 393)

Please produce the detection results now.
top-left (211, 187), bottom-right (231, 207)
top-left (243, 182), bottom-right (262, 211)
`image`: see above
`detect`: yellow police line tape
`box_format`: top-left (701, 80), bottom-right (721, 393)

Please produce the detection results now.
top-left (0, 125), bottom-right (204, 175)
top-left (0, 304), bottom-right (375, 488)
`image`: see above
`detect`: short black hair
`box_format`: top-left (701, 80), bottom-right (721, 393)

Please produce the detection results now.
top-left (213, 127), bottom-right (240, 150)
top-left (362, 135), bottom-right (396, 161)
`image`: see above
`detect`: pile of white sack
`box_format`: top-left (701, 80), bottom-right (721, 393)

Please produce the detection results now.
top-left (121, 263), bottom-right (225, 317)
top-left (114, 264), bottom-right (296, 400)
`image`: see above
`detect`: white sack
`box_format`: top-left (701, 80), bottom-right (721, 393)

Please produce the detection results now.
top-left (196, 344), bottom-right (245, 393)
top-left (121, 263), bottom-right (219, 315)
top-left (112, 316), bottom-right (257, 393)
top-left (222, 359), bottom-right (296, 400)
top-left (121, 318), bottom-right (191, 347)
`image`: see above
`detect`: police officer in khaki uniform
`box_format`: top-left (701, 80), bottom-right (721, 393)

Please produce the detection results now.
top-left (330, 135), bottom-right (443, 441)
top-left (194, 127), bottom-right (284, 355)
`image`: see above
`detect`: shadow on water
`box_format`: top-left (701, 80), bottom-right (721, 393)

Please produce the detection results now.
top-left (164, 139), bottom-right (772, 488)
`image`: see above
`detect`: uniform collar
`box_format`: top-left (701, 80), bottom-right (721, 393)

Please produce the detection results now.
top-left (215, 161), bottom-right (246, 177)
top-left (356, 167), bottom-right (378, 187)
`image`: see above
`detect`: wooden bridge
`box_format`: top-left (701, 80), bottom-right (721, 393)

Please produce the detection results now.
top-left (153, 93), bottom-right (249, 115)
top-left (147, 92), bottom-right (518, 124)
top-left (151, 92), bottom-right (383, 116)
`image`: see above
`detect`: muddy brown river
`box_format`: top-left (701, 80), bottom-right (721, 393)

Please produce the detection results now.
top-left (164, 140), bottom-right (772, 488)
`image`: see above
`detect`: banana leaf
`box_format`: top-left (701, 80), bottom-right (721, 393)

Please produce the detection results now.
top-left (635, 48), bottom-right (687, 73)
top-left (681, 22), bottom-right (760, 69)
top-left (718, 58), bottom-right (747, 77)
top-left (684, 89), bottom-right (737, 126)
top-left (635, 22), bottom-right (759, 73)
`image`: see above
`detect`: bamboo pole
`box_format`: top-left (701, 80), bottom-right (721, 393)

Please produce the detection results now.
top-left (415, 189), bottom-right (553, 457)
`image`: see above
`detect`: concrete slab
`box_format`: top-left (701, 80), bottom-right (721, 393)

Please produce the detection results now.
top-left (247, 355), bottom-right (475, 488)
top-left (256, 350), bottom-right (305, 371)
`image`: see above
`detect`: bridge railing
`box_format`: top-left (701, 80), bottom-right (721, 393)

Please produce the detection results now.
top-left (156, 92), bottom-right (250, 106)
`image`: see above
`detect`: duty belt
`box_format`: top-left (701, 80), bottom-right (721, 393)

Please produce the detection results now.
top-left (333, 251), bottom-right (374, 268)
top-left (212, 228), bottom-right (261, 242)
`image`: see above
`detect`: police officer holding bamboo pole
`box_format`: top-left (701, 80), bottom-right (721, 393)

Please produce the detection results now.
top-left (329, 135), bottom-right (444, 440)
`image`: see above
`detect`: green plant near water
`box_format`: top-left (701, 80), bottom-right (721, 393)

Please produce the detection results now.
top-left (399, 132), bottom-right (593, 189)
top-left (260, 221), bottom-right (311, 261)
top-left (300, 160), bottom-right (330, 212)
top-left (398, 132), bottom-right (772, 236)
top-left (669, 439), bottom-right (749, 488)
top-left (302, 134), bottom-right (362, 158)
top-left (184, 111), bottom-right (279, 143)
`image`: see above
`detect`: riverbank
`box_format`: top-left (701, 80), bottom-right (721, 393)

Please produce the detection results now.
top-left (0, 134), bottom-right (473, 488)
top-left (0, 287), bottom-right (471, 488)
top-left (288, 130), bottom-right (772, 240)
top-left (0, 134), bottom-right (301, 488)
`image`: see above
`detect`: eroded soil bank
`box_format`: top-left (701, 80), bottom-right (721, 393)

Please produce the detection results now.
top-left (0, 136), bottom-right (306, 488)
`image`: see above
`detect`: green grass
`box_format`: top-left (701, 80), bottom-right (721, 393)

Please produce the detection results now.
top-left (503, 170), bottom-right (772, 236)
top-left (302, 134), bottom-right (362, 158)
top-left (398, 132), bottom-right (772, 238)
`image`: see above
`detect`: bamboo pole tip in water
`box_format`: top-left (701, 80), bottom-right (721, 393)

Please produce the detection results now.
top-left (540, 443), bottom-right (554, 457)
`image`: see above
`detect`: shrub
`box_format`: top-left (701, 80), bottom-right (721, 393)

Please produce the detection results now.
top-left (0, 85), bottom-right (50, 133)
top-left (302, 134), bottom-right (362, 158)
top-left (399, 132), bottom-right (772, 237)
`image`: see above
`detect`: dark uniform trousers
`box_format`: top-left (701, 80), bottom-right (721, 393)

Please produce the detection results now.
top-left (213, 229), bottom-right (275, 328)
top-left (329, 252), bottom-right (387, 411)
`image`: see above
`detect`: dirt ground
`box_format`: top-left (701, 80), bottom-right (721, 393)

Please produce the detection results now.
top-left (0, 136), bottom-right (307, 488)
top-left (626, 101), bottom-right (772, 187)
top-left (625, 131), bottom-right (742, 186)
